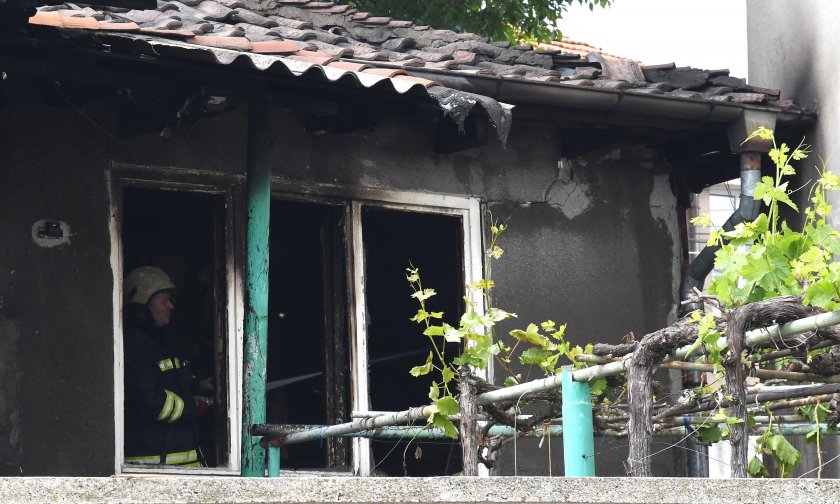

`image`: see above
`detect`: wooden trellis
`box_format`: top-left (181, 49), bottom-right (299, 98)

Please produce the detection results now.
top-left (252, 298), bottom-right (840, 478)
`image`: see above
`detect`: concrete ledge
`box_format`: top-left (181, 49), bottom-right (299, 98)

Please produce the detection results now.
top-left (3, 476), bottom-right (840, 504)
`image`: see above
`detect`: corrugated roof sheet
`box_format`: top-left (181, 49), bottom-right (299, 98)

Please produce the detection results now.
top-left (27, 4), bottom-right (519, 143)
top-left (25, 0), bottom-right (800, 121)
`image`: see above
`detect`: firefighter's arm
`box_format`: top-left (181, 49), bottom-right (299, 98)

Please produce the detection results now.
top-left (124, 341), bottom-right (197, 423)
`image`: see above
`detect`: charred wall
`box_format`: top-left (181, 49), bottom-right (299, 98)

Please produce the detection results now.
top-left (268, 110), bottom-right (681, 476)
top-left (0, 68), bottom-right (679, 476)
top-left (0, 83), bottom-right (115, 475)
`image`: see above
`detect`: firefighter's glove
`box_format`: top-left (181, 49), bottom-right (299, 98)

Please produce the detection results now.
top-left (194, 396), bottom-right (213, 417)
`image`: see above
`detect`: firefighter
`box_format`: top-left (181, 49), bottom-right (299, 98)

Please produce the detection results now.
top-left (123, 266), bottom-right (210, 467)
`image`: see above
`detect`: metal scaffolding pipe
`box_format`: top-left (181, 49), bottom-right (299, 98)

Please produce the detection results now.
top-left (254, 406), bottom-right (436, 446)
top-left (572, 308), bottom-right (840, 385)
top-left (561, 367), bottom-right (595, 476)
top-left (440, 310), bottom-right (840, 408)
top-left (671, 309), bottom-right (840, 361)
top-left (252, 421), bottom-right (837, 442)
top-left (251, 310), bottom-right (840, 449)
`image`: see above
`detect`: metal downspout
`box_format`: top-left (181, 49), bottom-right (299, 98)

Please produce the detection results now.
top-left (241, 95), bottom-right (271, 476)
top-left (679, 154), bottom-right (762, 314)
top-left (677, 153), bottom-right (760, 479)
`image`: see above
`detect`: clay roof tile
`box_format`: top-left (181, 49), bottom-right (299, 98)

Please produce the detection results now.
top-left (62, 15), bottom-right (101, 29)
top-left (393, 74), bottom-right (440, 88)
top-left (362, 68), bottom-right (409, 78)
top-left (250, 40), bottom-right (302, 54)
top-left (327, 61), bottom-right (371, 72)
top-left (286, 53), bottom-right (336, 65)
top-left (97, 21), bottom-right (141, 31)
top-left (191, 34), bottom-right (252, 50)
top-left (28, 11), bottom-right (64, 27)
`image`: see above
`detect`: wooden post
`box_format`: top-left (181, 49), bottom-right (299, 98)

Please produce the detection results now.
top-left (458, 367), bottom-right (479, 476)
top-left (241, 96), bottom-right (271, 477)
top-left (724, 310), bottom-right (748, 478)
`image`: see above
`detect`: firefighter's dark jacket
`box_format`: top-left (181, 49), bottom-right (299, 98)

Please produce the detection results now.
top-left (123, 316), bottom-right (199, 464)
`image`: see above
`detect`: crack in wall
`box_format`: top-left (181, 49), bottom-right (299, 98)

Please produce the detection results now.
top-left (543, 158), bottom-right (592, 219)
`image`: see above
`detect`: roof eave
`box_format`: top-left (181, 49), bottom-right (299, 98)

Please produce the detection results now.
top-left (354, 62), bottom-right (815, 130)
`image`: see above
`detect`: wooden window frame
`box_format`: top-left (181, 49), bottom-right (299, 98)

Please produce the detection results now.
top-left (109, 165), bottom-right (484, 477)
top-left (109, 163), bottom-right (245, 475)
top-left (272, 180), bottom-right (486, 476)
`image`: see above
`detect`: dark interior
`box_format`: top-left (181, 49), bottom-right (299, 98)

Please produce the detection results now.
top-left (266, 199), bottom-right (350, 470)
top-left (122, 186), bottom-right (226, 467)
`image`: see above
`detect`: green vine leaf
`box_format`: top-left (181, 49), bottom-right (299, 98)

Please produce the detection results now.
top-left (748, 456), bottom-right (769, 477)
top-left (428, 383), bottom-right (440, 401)
top-left (411, 288), bottom-right (437, 301)
top-left (804, 279), bottom-right (838, 310)
top-left (409, 352), bottom-right (434, 377)
top-left (443, 323), bottom-right (462, 343)
top-left (441, 366), bottom-right (456, 384)
top-left (510, 323), bottom-right (550, 347)
top-left (519, 347), bottom-right (553, 365)
top-left (435, 396), bottom-right (459, 416)
top-left (589, 377), bottom-right (608, 396)
top-left (430, 412), bottom-right (459, 439)
top-left (410, 309), bottom-right (429, 323)
top-left (423, 325), bottom-right (445, 337)
top-left (693, 423), bottom-right (723, 446)
top-left (764, 433), bottom-right (801, 468)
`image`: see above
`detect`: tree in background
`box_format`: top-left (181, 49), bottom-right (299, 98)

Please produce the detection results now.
top-left (345, 0), bottom-right (613, 43)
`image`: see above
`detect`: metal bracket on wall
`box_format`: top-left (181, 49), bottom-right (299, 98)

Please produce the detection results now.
top-left (31, 219), bottom-right (70, 247)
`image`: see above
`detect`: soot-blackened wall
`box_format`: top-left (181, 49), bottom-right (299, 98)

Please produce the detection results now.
top-left (0, 86), bottom-right (115, 475)
top-left (267, 110), bottom-right (681, 475)
top-left (0, 72), bottom-right (679, 476)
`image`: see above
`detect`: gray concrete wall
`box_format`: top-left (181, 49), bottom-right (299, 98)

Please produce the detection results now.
top-left (747, 0), bottom-right (840, 477)
top-left (3, 476), bottom-right (840, 504)
top-left (0, 71), bottom-right (679, 476)
top-left (747, 0), bottom-right (839, 218)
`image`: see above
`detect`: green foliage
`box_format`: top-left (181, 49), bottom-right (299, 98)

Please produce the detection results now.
top-left (748, 455), bottom-right (769, 477)
top-left (687, 129), bottom-right (840, 358)
top-left (347, 0), bottom-right (612, 43)
top-left (693, 424), bottom-right (723, 446)
top-left (684, 311), bottom-right (723, 369)
top-left (406, 218), bottom-right (604, 438)
top-left (685, 128), bottom-right (840, 477)
top-left (750, 428), bottom-right (801, 478)
top-left (700, 128), bottom-right (840, 311)
top-left (799, 402), bottom-right (832, 445)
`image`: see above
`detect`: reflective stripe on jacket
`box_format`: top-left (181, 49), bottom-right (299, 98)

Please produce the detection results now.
top-left (126, 449), bottom-right (199, 467)
top-left (123, 318), bottom-right (200, 465)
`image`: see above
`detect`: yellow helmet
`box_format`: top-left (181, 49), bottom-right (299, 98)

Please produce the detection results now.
top-left (124, 266), bottom-right (176, 305)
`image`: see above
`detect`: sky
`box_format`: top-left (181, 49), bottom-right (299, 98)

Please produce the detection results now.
top-left (556, 0), bottom-right (748, 79)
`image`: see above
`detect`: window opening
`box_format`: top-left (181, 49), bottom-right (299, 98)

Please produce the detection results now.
top-left (266, 199), bottom-right (350, 470)
top-left (361, 206), bottom-right (464, 476)
top-left (121, 186), bottom-right (228, 468)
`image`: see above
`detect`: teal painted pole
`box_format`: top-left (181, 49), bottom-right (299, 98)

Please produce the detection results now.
top-left (561, 366), bottom-right (595, 476)
top-left (242, 97), bottom-right (271, 477)
top-left (267, 445), bottom-right (281, 477)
